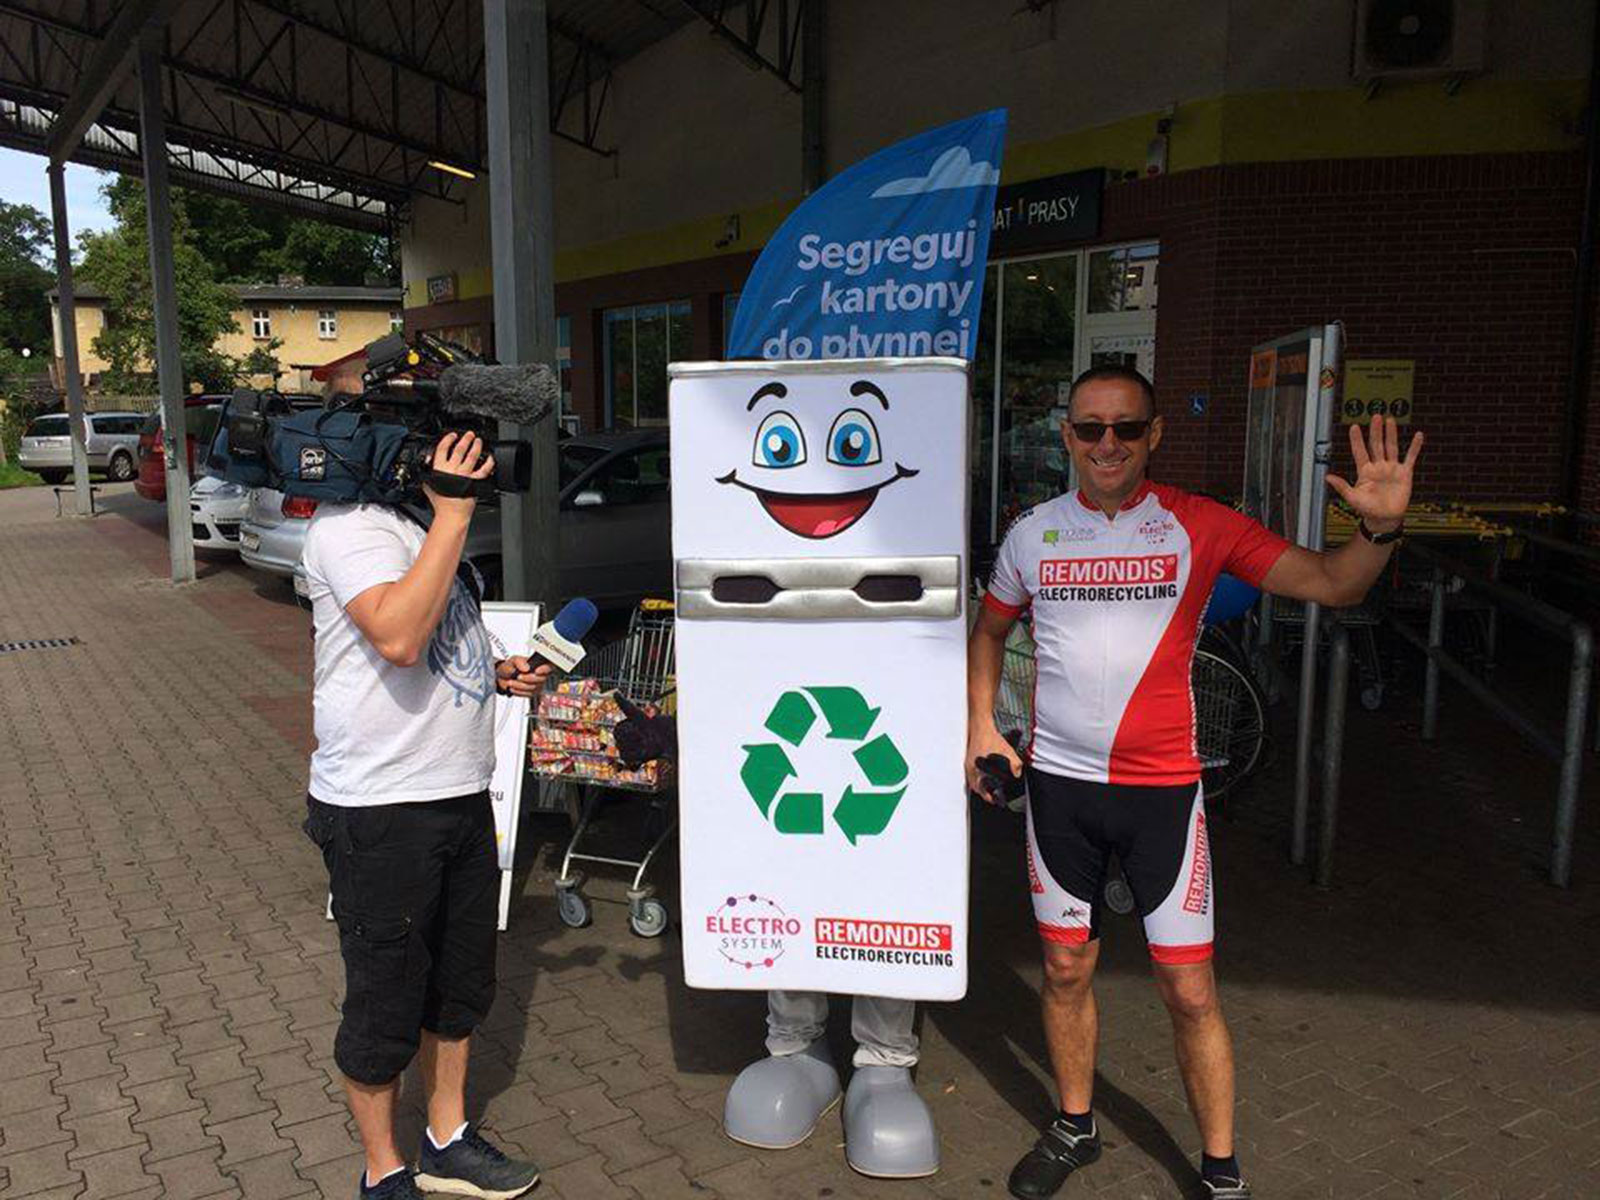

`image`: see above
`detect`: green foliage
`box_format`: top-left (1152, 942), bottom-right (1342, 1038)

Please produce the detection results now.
top-left (82, 179), bottom-right (395, 393)
top-left (0, 200), bottom-right (55, 357)
top-left (0, 346), bottom-right (51, 465)
top-left (239, 339), bottom-right (284, 381)
top-left (0, 462), bottom-right (45, 489)
top-left (105, 177), bottom-right (396, 286)
top-left (78, 184), bottom-right (242, 393)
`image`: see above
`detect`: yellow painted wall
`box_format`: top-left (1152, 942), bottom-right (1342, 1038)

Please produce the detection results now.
top-left (218, 304), bottom-right (398, 390)
top-left (403, 77), bottom-right (1587, 308)
top-left (51, 299), bottom-right (399, 391)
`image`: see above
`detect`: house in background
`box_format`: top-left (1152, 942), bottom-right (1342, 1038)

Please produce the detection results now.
top-left (48, 282), bottom-right (403, 393)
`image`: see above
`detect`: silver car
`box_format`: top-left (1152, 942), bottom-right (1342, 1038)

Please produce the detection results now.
top-left (241, 430), bottom-right (672, 609)
top-left (18, 411), bottom-right (144, 483)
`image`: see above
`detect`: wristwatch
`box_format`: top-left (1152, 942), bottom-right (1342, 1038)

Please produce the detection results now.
top-left (1357, 518), bottom-right (1404, 545)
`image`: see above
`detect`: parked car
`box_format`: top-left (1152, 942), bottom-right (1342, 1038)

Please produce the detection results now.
top-left (194, 393), bottom-right (320, 552)
top-left (190, 475), bottom-right (250, 550)
top-left (134, 396), bottom-right (227, 503)
top-left (17, 411), bottom-right (144, 483)
top-left (243, 429), bottom-right (672, 610)
top-left (140, 391), bottom-right (323, 503)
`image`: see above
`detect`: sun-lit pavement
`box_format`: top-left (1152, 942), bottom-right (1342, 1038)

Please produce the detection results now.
top-left (1, 483), bottom-right (1596, 1199)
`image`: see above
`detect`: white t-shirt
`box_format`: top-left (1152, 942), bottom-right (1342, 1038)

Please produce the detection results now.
top-left (302, 503), bottom-right (497, 806)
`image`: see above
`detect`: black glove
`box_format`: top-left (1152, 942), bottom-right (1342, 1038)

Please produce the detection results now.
top-left (613, 695), bottom-right (678, 768)
top-left (972, 730), bottom-right (1026, 806)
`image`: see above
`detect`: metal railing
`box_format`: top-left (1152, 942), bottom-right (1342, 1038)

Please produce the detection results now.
top-left (1385, 540), bottom-right (1592, 887)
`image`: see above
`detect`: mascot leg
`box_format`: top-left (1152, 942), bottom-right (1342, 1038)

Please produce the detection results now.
top-left (843, 995), bottom-right (938, 1178)
top-left (723, 990), bottom-right (841, 1149)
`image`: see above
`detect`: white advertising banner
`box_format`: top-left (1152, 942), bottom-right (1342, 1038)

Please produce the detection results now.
top-left (669, 358), bottom-right (970, 1001)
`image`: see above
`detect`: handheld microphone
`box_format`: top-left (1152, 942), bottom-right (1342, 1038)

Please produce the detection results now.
top-left (388, 362), bottom-right (559, 426)
top-left (528, 597), bottom-right (599, 672)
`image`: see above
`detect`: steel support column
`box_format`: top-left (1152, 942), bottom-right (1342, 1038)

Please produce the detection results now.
top-left (137, 27), bottom-right (195, 584)
top-left (47, 164), bottom-right (92, 516)
top-left (801, 0), bottom-right (825, 193)
top-left (484, 0), bottom-right (559, 604)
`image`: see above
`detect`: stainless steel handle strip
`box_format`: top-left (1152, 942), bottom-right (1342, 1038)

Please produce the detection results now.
top-left (676, 555), bottom-right (963, 621)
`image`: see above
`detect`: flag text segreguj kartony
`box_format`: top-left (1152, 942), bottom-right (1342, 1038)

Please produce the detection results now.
top-left (728, 109), bottom-right (1007, 362)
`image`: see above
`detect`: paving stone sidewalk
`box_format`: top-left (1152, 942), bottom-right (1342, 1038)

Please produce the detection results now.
top-left (0, 485), bottom-right (1596, 1200)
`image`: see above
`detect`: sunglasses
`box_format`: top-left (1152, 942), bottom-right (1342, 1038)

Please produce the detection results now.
top-left (1068, 419), bottom-right (1152, 443)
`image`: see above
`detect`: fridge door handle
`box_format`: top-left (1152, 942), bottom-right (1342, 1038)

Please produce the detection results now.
top-left (677, 556), bottom-right (962, 620)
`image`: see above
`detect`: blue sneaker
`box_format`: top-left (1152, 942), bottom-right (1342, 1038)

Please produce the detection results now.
top-left (360, 1168), bottom-right (425, 1198)
top-left (415, 1125), bottom-right (540, 1199)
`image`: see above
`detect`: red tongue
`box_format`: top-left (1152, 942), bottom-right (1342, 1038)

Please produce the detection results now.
top-left (758, 490), bottom-right (876, 539)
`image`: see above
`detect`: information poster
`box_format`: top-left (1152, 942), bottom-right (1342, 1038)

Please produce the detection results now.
top-left (481, 602), bottom-right (540, 871)
top-left (1341, 359), bottom-right (1415, 425)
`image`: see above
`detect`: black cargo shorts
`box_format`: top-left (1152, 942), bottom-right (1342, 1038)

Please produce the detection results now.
top-left (303, 791), bottom-right (499, 1085)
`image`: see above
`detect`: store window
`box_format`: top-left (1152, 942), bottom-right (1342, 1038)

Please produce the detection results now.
top-left (318, 310), bottom-right (338, 339)
top-left (434, 324), bottom-right (486, 357)
top-left (251, 310), bottom-right (271, 339)
top-left (1087, 243), bottom-right (1159, 313)
top-left (971, 241), bottom-right (1159, 549)
top-left (603, 301), bottom-right (692, 428)
top-left (996, 256), bottom-right (1078, 536)
top-left (556, 315), bottom-right (573, 428)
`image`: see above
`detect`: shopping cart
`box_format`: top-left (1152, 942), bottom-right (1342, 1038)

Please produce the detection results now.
top-left (529, 600), bottom-right (677, 938)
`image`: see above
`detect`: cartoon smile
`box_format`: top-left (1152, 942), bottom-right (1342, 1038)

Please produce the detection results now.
top-left (716, 464), bottom-right (920, 539)
top-left (719, 378), bottom-right (920, 539)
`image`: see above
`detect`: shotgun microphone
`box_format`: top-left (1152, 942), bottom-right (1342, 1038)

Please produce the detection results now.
top-left (387, 361), bottom-right (559, 427)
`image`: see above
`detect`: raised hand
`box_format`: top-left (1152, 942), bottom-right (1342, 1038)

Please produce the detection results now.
top-left (1325, 415), bottom-right (1422, 529)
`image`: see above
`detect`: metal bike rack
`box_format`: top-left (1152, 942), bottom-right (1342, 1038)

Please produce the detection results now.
top-left (1385, 540), bottom-right (1592, 887)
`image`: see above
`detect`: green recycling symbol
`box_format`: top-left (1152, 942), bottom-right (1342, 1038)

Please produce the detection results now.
top-left (740, 686), bottom-right (909, 845)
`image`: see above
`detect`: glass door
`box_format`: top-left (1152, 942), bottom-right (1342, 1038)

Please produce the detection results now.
top-left (996, 255), bottom-right (1078, 537)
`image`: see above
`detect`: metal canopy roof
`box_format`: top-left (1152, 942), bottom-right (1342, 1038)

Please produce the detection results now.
top-left (0, 0), bottom-right (720, 231)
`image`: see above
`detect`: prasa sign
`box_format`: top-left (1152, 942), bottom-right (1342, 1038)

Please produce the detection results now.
top-left (990, 168), bottom-right (1104, 253)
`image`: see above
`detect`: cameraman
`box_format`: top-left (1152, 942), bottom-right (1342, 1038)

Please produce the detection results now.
top-left (301, 430), bottom-right (546, 1200)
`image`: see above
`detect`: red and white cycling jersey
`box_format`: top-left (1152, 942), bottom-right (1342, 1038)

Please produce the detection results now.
top-left (985, 481), bottom-right (1290, 786)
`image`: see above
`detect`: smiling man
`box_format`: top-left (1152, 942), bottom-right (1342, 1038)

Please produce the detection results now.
top-left (966, 365), bottom-right (1422, 1200)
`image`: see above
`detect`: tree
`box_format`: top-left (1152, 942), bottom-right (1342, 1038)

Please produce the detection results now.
top-left (0, 200), bottom-right (55, 357)
top-left (81, 177), bottom-right (397, 392)
top-left (114, 178), bottom-right (397, 286)
top-left (80, 183), bottom-right (241, 392)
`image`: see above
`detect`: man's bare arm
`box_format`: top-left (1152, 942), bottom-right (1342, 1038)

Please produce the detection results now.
top-left (966, 604), bottom-right (1023, 795)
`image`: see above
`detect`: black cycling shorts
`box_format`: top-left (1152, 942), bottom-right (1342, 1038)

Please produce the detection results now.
top-left (1024, 769), bottom-right (1214, 965)
top-left (304, 792), bottom-right (500, 1085)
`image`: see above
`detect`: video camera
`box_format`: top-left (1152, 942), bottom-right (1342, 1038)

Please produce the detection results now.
top-left (211, 332), bottom-right (558, 505)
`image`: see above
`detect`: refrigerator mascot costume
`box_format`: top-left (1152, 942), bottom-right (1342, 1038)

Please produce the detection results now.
top-left (667, 357), bottom-right (971, 1179)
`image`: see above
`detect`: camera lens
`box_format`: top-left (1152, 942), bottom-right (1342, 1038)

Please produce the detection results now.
top-left (491, 439), bottom-right (533, 492)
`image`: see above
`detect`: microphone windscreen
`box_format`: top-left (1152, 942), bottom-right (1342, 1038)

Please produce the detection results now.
top-left (439, 362), bottom-right (559, 425)
top-left (552, 597), bottom-right (599, 643)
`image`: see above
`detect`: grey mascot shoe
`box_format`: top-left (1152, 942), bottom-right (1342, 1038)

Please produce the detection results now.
top-left (842, 1066), bottom-right (939, 1179)
top-left (723, 1041), bottom-right (841, 1150)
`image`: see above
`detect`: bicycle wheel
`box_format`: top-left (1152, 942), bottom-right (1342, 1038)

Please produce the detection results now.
top-left (1191, 648), bottom-right (1267, 799)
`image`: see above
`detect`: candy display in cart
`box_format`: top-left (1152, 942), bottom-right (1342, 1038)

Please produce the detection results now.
top-left (529, 677), bottom-right (669, 788)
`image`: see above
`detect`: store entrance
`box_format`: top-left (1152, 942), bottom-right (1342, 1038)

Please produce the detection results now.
top-left (970, 241), bottom-right (1158, 552)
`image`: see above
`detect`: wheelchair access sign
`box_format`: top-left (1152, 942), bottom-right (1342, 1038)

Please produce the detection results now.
top-left (1341, 359), bottom-right (1415, 425)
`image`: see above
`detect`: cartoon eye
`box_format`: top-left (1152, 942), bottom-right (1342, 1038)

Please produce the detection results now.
top-left (827, 409), bottom-right (881, 467)
top-left (753, 410), bottom-right (807, 469)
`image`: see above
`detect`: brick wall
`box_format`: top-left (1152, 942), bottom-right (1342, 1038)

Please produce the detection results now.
top-left (1106, 152), bottom-right (1586, 503)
